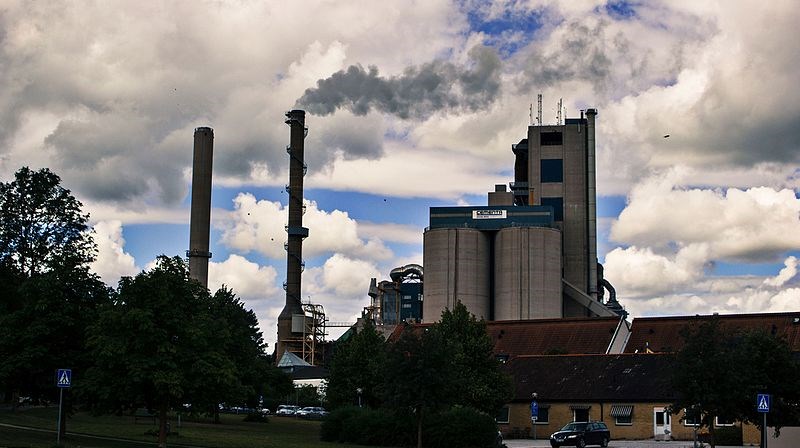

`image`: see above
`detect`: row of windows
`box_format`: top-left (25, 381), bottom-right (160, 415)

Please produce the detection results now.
top-left (496, 406), bottom-right (736, 427)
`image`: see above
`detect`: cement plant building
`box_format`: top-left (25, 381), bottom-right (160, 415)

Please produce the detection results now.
top-left (423, 109), bottom-right (625, 322)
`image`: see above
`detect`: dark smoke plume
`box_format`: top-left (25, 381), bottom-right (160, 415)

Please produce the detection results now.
top-left (296, 45), bottom-right (501, 119)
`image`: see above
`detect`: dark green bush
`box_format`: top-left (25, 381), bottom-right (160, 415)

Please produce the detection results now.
top-left (321, 406), bottom-right (365, 442)
top-left (322, 406), bottom-right (415, 446)
top-left (424, 406), bottom-right (500, 448)
top-left (321, 406), bottom-right (499, 447)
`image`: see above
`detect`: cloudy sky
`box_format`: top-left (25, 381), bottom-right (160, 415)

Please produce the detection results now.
top-left (2, 0), bottom-right (799, 350)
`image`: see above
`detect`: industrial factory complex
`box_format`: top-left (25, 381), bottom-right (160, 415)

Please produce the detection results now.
top-left (183, 105), bottom-right (799, 445)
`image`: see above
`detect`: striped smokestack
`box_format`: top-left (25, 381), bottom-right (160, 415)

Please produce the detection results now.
top-left (187, 127), bottom-right (214, 287)
top-left (276, 110), bottom-right (309, 360)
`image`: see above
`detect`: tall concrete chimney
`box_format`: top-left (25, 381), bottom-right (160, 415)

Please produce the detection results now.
top-left (276, 110), bottom-right (309, 360)
top-left (187, 127), bottom-right (214, 287)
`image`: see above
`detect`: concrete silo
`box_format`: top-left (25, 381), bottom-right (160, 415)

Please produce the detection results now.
top-left (423, 227), bottom-right (491, 322)
top-left (494, 226), bottom-right (562, 320)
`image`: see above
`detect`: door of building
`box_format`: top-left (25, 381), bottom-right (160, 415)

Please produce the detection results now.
top-left (653, 407), bottom-right (672, 440)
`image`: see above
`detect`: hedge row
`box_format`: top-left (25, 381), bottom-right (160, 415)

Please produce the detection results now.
top-left (321, 406), bottom-right (502, 448)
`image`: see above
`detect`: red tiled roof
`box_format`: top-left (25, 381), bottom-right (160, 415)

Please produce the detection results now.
top-left (624, 312), bottom-right (800, 354)
top-left (488, 317), bottom-right (623, 357)
top-left (506, 353), bottom-right (676, 402)
top-left (388, 316), bottom-right (624, 359)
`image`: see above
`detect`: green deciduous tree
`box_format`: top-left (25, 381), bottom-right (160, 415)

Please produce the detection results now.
top-left (85, 256), bottom-right (214, 448)
top-left (432, 303), bottom-right (512, 415)
top-left (194, 286), bottom-right (291, 423)
top-left (0, 167), bottom-right (109, 417)
top-left (383, 323), bottom-right (451, 448)
top-left (326, 320), bottom-right (387, 409)
top-left (671, 317), bottom-right (800, 447)
top-left (381, 302), bottom-right (512, 448)
top-left (0, 167), bottom-right (94, 275)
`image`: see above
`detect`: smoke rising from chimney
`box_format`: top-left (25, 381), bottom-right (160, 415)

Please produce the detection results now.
top-left (296, 45), bottom-right (502, 120)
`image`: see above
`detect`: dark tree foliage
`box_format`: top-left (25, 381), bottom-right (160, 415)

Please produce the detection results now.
top-left (0, 167), bottom-right (109, 410)
top-left (193, 286), bottom-right (292, 422)
top-left (671, 317), bottom-right (800, 446)
top-left (380, 302), bottom-right (511, 448)
top-left (383, 324), bottom-right (452, 448)
top-left (0, 167), bottom-right (94, 275)
top-left (326, 320), bottom-right (387, 409)
top-left (432, 303), bottom-right (513, 415)
top-left (84, 256), bottom-right (214, 448)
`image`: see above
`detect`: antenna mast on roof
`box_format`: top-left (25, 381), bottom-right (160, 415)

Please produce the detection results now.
top-left (537, 93), bottom-right (543, 126)
top-left (557, 98), bottom-right (563, 125)
top-left (529, 103), bottom-right (533, 125)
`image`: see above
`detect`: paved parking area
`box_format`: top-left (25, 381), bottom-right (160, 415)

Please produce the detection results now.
top-left (503, 439), bottom-right (752, 448)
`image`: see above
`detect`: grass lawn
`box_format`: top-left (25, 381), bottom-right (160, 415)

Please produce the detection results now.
top-left (0, 407), bottom-right (376, 448)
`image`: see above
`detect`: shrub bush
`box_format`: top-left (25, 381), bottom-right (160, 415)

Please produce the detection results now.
top-left (321, 406), bottom-right (364, 442)
top-left (321, 406), bottom-right (499, 447)
top-left (424, 406), bottom-right (500, 448)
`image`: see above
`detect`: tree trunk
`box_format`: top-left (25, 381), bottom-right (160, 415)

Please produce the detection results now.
top-left (417, 406), bottom-right (423, 448)
top-left (158, 402), bottom-right (168, 448)
top-left (213, 406), bottom-right (220, 424)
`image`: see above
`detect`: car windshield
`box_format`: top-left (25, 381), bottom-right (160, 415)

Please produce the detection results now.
top-left (561, 422), bottom-right (588, 431)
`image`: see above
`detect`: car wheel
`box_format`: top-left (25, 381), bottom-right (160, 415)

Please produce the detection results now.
top-left (577, 438), bottom-right (586, 448)
top-left (601, 437), bottom-right (609, 447)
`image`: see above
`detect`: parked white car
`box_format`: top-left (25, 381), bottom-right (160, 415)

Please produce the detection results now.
top-left (275, 405), bottom-right (300, 416)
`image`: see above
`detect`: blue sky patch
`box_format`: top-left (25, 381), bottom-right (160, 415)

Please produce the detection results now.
top-left (604, 0), bottom-right (638, 20)
top-left (463, 2), bottom-right (544, 57)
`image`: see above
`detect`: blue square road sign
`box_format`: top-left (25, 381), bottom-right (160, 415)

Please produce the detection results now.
top-left (757, 393), bottom-right (770, 413)
top-left (56, 369), bottom-right (72, 388)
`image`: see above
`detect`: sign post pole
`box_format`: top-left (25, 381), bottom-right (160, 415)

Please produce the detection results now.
top-left (757, 393), bottom-right (770, 448)
top-left (530, 398), bottom-right (538, 440)
top-left (55, 369), bottom-right (71, 446)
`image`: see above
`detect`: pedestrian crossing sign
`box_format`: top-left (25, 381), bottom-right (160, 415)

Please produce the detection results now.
top-left (56, 369), bottom-right (72, 388)
top-left (757, 394), bottom-right (770, 413)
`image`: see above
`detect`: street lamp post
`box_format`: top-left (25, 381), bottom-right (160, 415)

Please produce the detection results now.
top-left (356, 388), bottom-right (363, 408)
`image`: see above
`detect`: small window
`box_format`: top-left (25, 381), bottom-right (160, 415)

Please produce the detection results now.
top-left (496, 406), bottom-right (510, 424)
top-left (715, 416), bottom-right (735, 427)
top-left (541, 197), bottom-right (564, 222)
top-left (540, 159), bottom-right (563, 183)
top-left (683, 409), bottom-right (701, 427)
top-left (574, 408), bottom-right (589, 422)
top-left (535, 406), bottom-right (550, 424)
top-left (611, 405), bottom-right (633, 426)
top-left (540, 132), bottom-right (563, 146)
top-left (615, 415), bottom-right (632, 425)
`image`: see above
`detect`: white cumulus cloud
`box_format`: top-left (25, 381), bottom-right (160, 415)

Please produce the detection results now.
top-left (217, 192), bottom-right (392, 260)
top-left (90, 220), bottom-right (139, 285)
top-left (763, 256), bottom-right (799, 288)
top-left (208, 254), bottom-right (280, 302)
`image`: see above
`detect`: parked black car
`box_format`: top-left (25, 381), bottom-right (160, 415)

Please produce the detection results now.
top-left (549, 421), bottom-right (610, 448)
